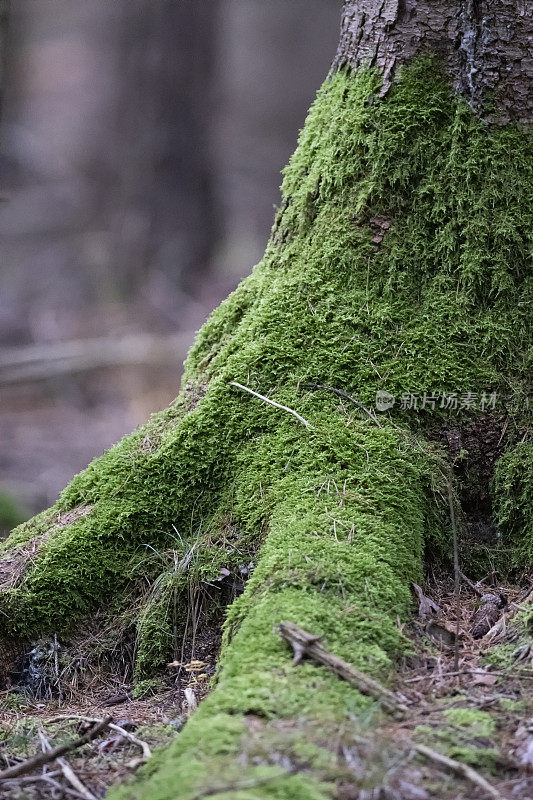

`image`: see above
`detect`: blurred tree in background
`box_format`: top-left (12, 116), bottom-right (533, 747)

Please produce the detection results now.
top-left (0, 0), bottom-right (339, 515)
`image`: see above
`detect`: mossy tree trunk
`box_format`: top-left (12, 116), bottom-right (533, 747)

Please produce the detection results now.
top-left (1, 2), bottom-right (531, 798)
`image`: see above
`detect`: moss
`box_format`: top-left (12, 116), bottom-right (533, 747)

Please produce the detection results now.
top-left (492, 439), bottom-right (533, 563)
top-left (414, 710), bottom-right (500, 773)
top-left (0, 505), bottom-right (57, 551)
top-left (498, 698), bottom-right (526, 713)
top-left (133, 678), bottom-right (166, 699)
top-left (442, 708), bottom-right (496, 738)
top-left (0, 691), bottom-right (29, 712)
top-left (135, 723), bottom-right (179, 748)
top-left (0, 58), bottom-right (531, 799)
top-left (0, 490), bottom-right (28, 533)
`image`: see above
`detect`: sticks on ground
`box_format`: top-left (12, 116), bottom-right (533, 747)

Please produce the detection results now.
top-left (0, 717), bottom-right (111, 782)
top-left (414, 743), bottom-right (506, 800)
top-left (277, 621), bottom-right (407, 717)
top-left (47, 715), bottom-right (152, 760)
top-left (38, 728), bottom-right (97, 800)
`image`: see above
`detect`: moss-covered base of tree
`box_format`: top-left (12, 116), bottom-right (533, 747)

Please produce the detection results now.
top-left (0, 59), bottom-right (530, 797)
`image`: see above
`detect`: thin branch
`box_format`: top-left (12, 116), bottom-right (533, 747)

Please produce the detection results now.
top-left (403, 668), bottom-right (533, 683)
top-left (459, 570), bottom-right (484, 598)
top-left (414, 743), bottom-right (505, 800)
top-left (0, 718), bottom-right (111, 782)
top-left (230, 382), bottom-right (311, 428)
top-left (301, 383), bottom-right (381, 428)
top-left (46, 716), bottom-right (151, 760)
top-left (448, 481), bottom-right (461, 672)
top-left (278, 621), bottom-right (407, 717)
top-left (38, 728), bottom-right (97, 800)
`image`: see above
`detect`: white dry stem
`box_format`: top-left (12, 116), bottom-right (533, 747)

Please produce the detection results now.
top-left (230, 382), bottom-right (311, 428)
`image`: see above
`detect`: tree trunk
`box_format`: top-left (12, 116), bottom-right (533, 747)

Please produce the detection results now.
top-left (333, 0), bottom-right (533, 122)
top-left (0, 0), bottom-right (9, 116)
top-left (0, 2), bottom-right (531, 798)
top-left (110, 0), bottom-right (219, 300)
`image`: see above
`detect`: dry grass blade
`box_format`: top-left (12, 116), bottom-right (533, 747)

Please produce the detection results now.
top-left (230, 382), bottom-right (311, 428)
top-left (301, 382), bottom-right (382, 427)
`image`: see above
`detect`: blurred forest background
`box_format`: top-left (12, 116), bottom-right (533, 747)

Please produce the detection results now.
top-left (0, 0), bottom-right (339, 526)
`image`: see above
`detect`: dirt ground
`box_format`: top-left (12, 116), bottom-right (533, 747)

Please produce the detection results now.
top-left (0, 569), bottom-right (531, 800)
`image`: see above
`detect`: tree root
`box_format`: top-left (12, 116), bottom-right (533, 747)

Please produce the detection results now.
top-left (277, 620), bottom-right (408, 717)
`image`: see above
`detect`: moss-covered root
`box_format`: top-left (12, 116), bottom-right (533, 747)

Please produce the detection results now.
top-left (0, 57), bottom-right (530, 653)
top-left (109, 425), bottom-right (443, 800)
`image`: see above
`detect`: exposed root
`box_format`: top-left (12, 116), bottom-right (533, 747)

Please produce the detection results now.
top-left (278, 621), bottom-right (408, 717)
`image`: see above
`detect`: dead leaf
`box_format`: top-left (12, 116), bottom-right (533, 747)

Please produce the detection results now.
top-left (216, 567), bottom-right (231, 581)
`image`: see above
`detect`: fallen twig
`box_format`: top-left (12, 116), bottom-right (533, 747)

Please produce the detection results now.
top-left (38, 728), bottom-right (97, 800)
top-left (277, 621), bottom-right (407, 717)
top-left (46, 715), bottom-right (152, 760)
top-left (459, 570), bottom-right (484, 597)
top-left (403, 668), bottom-right (533, 683)
top-left (301, 382), bottom-right (381, 428)
top-left (230, 382), bottom-right (311, 427)
top-left (0, 718), bottom-right (111, 781)
top-left (414, 742), bottom-right (506, 799)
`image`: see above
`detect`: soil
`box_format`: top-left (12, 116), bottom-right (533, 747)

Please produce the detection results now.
top-left (0, 570), bottom-right (531, 799)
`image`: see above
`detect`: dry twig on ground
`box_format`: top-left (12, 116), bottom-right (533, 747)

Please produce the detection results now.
top-left (0, 717), bottom-right (111, 781)
top-left (414, 742), bottom-right (506, 800)
top-left (277, 621), bottom-right (407, 717)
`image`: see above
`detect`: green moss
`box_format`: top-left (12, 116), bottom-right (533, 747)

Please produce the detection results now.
top-left (133, 678), bottom-right (166, 699)
top-left (135, 723), bottom-right (179, 748)
top-left (442, 708), bottom-right (496, 738)
top-left (0, 505), bottom-right (57, 550)
top-left (0, 490), bottom-right (28, 533)
top-left (492, 439), bottom-right (533, 563)
top-left (498, 698), bottom-right (526, 713)
top-left (0, 691), bottom-right (29, 712)
top-left (1, 58), bottom-right (530, 799)
top-left (414, 710), bottom-right (500, 773)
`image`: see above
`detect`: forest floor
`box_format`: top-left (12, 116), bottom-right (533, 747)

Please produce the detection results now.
top-left (0, 571), bottom-right (531, 800)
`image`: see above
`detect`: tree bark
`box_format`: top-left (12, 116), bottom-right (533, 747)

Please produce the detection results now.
top-left (0, 0), bottom-right (9, 117)
top-left (333, 0), bottom-right (533, 122)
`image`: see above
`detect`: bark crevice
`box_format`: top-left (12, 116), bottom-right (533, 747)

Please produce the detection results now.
top-left (333, 0), bottom-right (533, 122)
